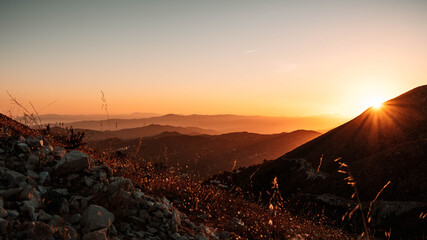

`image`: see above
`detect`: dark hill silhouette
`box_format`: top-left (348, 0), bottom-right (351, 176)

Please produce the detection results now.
top-left (209, 86), bottom-right (427, 238)
top-left (223, 85), bottom-right (427, 201)
top-left (89, 130), bottom-right (321, 177)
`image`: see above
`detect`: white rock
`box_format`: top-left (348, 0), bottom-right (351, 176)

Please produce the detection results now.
top-left (54, 150), bottom-right (91, 175)
top-left (81, 205), bottom-right (114, 231)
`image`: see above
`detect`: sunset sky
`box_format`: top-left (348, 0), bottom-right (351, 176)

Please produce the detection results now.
top-left (1, 0), bottom-right (426, 117)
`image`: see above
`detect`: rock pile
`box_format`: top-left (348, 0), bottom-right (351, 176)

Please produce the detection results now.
top-left (0, 134), bottom-right (222, 240)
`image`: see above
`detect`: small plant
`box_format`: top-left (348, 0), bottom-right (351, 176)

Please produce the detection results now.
top-left (336, 157), bottom-right (391, 239)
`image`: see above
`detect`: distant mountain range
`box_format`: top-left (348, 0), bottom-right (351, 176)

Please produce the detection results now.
top-left (50, 124), bottom-right (219, 141)
top-left (35, 112), bottom-right (161, 123)
top-left (89, 130), bottom-right (321, 177)
top-left (58, 114), bottom-right (348, 134)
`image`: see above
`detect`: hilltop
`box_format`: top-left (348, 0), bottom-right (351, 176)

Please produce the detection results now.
top-left (211, 85), bottom-right (427, 239)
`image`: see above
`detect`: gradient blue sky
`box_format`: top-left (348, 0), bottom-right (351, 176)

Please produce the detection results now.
top-left (1, 0), bottom-right (426, 117)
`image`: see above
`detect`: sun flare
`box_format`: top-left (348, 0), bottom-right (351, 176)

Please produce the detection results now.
top-left (369, 97), bottom-right (385, 110)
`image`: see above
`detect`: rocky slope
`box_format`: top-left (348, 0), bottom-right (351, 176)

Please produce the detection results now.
top-left (0, 119), bottom-right (224, 239)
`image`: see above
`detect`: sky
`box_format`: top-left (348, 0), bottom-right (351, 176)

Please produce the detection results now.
top-left (1, 0), bottom-right (426, 118)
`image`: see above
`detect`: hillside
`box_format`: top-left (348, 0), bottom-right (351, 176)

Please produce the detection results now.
top-left (89, 130), bottom-right (321, 178)
top-left (0, 113), bottom-right (353, 239)
top-left (211, 85), bottom-right (427, 239)
top-left (63, 114), bottom-right (348, 134)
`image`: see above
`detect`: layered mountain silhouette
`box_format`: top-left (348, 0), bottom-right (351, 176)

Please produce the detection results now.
top-left (89, 130), bottom-right (321, 177)
top-left (220, 85), bottom-right (427, 202)
top-left (50, 124), bottom-right (219, 141)
top-left (61, 114), bottom-right (347, 134)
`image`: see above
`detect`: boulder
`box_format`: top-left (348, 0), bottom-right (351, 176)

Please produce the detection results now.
top-left (54, 150), bottom-right (91, 175)
top-left (16, 142), bottom-right (30, 152)
top-left (83, 228), bottom-right (108, 240)
top-left (5, 169), bottom-right (26, 186)
top-left (26, 136), bottom-right (43, 149)
top-left (81, 205), bottom-right (114, 231)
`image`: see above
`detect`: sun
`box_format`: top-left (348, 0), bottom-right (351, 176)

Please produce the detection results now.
top-left (368, 97), bottom-right (385, 110)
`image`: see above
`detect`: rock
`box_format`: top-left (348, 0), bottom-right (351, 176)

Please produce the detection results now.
top-left (39, 171), bottom-right (50, 184)
top-left (27, 169), bottom-right (39, 179)
top-left (55, 225), bottom-right (79, 240)
top-left (54, 150), bottom-right (91, 175)
top-left (0, 148), bottom-right (5, 154)
top-left (172, 209), bottom-right (181, 226)
top-left (0, 208), bottom-right (7, 218)
top-left (0, 187), bottom-right (23, 199)
top-left (26, 136), bottom-right (43, 149)
top-left (53, 188), bottom-right (69, 196)
top-left (197, 236), bottom-right (209, 240)
top-left (16, 142), bottom-right (30, 152)
top-left (0, 218), bottom-right (7, 234)
top-left (38, 209), bottom-right (52, 222)
top-left (5, 169), bottom-right (26, 186)
top-left (21, 199), bottom-right (39, 221)
top-left (40, 145), bottom-right (53, 155)
top-left (53, 147), bottom-right (67, 159)
top-left (83, 228), bottom-right (108, 240)
top-left (81, 205), bottom-right (114, 231)
top-left (38, 185), bottom-right (48, 194)
top-left (84, 176), bottom-right (95, 187)
top-left (6, 209), bottom-right (19, 219)
top-left (70, 213), bottom-right (81, 224)
top-left (30, 221), bottom-right (54, 240)
top-left (109, 177), bottom-right (134, 194)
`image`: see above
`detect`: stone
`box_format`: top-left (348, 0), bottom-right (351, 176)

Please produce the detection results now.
top-left (29, 221), bottom-right (54, 240)
top-left (21, 199), bottom-right (39, 221)
top-left (81, 205), bottom-right (114, 231)
top-left (70, 213), bottom-right (81, 224)
top-left (39, 171), bottom-right (50, 184)
top-left (27, 169), bottom-right (40, 179)
top-left (38, 185), bottom-right (48, 195)
top-left (54, 150), bottom-right (91, 175)
top-left (83, 228), bottom-right (108, 240)
top-left (109, 177), bottom-right (134, 194)
top-left (16, 142), bottom-right (30, 152)
top-left (26, 136), bottom-right (43, 149)
top-left (40, 145), bottom-right (53, 155)
top-left (53, 147), bottom-right (67, 159)
top-left (55, 225), bottom-right (79, 240)
top-left (0, 187), bottom-right (23, 199)
top-left (38, 209), bottom-right (52, 222)
top-left (5, 169), bottom-right (27, 186)
top-left (84, 176), bottom-right (95, 187)
top-left (0, 207), bottom-right (7, 218)
top-left (6, 209), bottom-right (19, 219)
top-left (53, 188), bottom-right (69, 196)
top-left (0, 218), bottom-right (7, 234)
